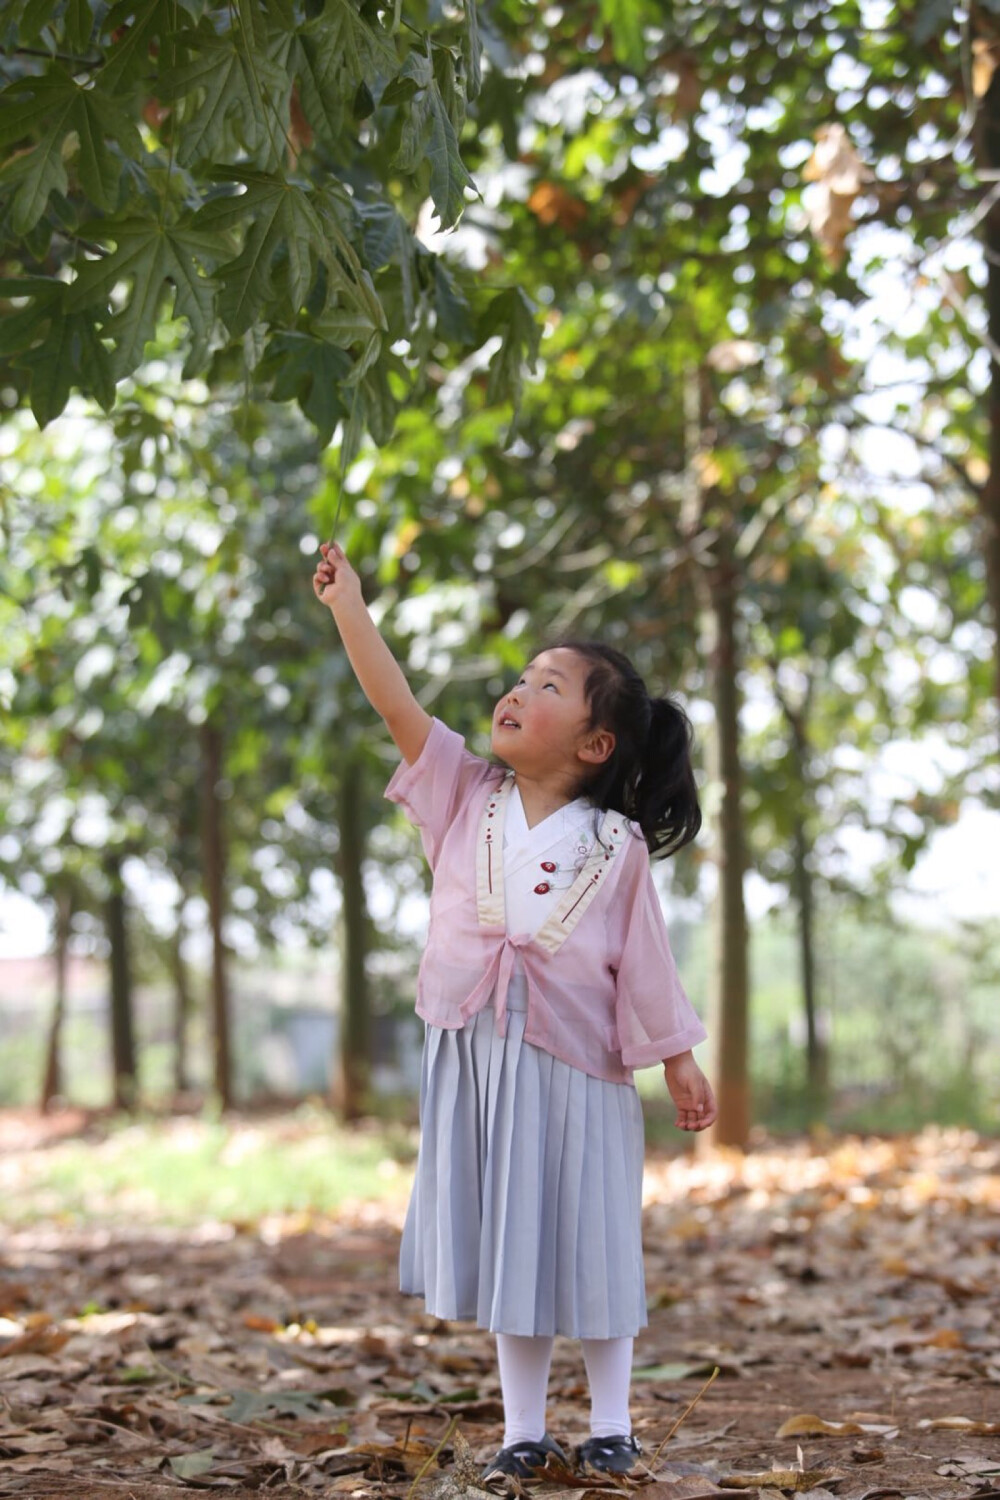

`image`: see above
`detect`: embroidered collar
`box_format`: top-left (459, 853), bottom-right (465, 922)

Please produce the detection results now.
top-left (475, 772), bottom-right (627, 952)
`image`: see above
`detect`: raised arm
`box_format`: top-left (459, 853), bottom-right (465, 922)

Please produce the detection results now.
top-left (313, 542), bottom-right (432, 765)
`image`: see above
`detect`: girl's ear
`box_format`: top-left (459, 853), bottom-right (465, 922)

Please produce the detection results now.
top-left (579, 728), bottom-right (616, 766)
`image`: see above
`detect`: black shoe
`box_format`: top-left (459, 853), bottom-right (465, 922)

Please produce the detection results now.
top-left (576, 1434), bottom-right (643, 1474)
top-left (481, 1433), bottom-right (566, 1480)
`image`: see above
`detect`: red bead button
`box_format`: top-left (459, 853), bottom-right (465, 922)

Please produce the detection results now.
top-left (534, 881), bottom-right (551, 895)
top-left (540, 861), bottom-right (557, 873)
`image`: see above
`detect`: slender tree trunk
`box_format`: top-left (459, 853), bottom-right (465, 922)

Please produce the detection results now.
top-left (200, 721), bottom-right (232, 1109)
top-left (40, 885), bottom-right (72, 1112)
top-left (170, 907), bottom-right (193, 1096)
top-left (681, 370), bottom-right (751, 1147)
top-left (980, 67), bottom-right (1000, 733)
top-left (333, 753), bottom-right (371, 1121)
top-left (776, 684), bottom-right (828, 1117)
top-left (104, 853), bottom-right (137, 1112)
top-left (791, 812), bottom-right (827, 1114)
top-left (704, 558), bottom-right (751, 1147)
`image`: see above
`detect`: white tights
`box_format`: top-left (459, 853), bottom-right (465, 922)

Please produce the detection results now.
top-left (496, 1332), bottom-right (633, 1447)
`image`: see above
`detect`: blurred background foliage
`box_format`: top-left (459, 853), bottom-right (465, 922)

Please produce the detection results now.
top-left (1, 0), bottom-right (998, 1144)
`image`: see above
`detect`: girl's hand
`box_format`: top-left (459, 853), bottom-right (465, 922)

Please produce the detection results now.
top-left (663, 1052), bottom-right (717, 1132)
top-left (314, 542), bottom-right (363, 611)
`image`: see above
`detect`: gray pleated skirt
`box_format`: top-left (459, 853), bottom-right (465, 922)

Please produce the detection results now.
top-left (399, 979), bottom-right (647, 1338)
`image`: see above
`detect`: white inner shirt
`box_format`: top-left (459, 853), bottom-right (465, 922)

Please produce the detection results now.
top-left (503, 784), bottom-right (599, 939)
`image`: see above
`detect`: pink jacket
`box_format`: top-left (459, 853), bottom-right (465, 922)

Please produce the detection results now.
top-left (386, 718), bottom-right (707, 1084)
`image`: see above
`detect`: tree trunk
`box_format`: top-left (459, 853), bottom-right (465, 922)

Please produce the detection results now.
top-left (170, 907), bottom-right (193, 1096)
top-left (980, 66), bottom-right (1000, 732)
top-left (704, 559), bottom-right (751, 1147)
top-left (333, 753), bottom-right (371, 1120)
top-left (681, 371), bottom-right (751, 1147)
top-left (40, 885), bottom-right (72, 1111)
top-left (105, 853), bottom-right (137, 1111)
top-left (791, 811), bottom-right (827, 1114)
top-left (200, 720), bottom-right (232, 1109)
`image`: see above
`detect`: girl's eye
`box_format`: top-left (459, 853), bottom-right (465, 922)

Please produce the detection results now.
top-left (543, 682), bottom-right (558, 692)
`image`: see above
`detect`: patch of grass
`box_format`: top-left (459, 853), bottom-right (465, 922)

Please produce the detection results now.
top-left (5, 1104), bottom-right (417, 1227)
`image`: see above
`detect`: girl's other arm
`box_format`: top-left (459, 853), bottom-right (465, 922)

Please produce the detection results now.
top-left (663, 1051), bottom-right (717, 1132)
top-left (313, 542), bottom-right (432, 765)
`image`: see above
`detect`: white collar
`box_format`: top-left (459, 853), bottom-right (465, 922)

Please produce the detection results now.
top-left (505, 783), bottom-right (594, 848)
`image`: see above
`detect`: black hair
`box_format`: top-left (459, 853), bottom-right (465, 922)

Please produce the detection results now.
top-left (551, 640), bottom-right (702, 859)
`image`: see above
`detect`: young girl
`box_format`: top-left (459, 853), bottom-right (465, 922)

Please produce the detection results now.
top-left (313, 542), bottom-right (716, 1480)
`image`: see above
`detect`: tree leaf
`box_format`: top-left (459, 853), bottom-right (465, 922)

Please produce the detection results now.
top-left (15, 308), bottom-right (114, 425)
top-left (199, 176), bottom-right (326, 335)
top-left (100, 0), bottom-right (177, 93)
top-left (317, 0), bottom-right (398, 95)
top-left (64, 0), bottom-right (95, 51)
top-left (313, 309), bottom-right (380, 347)
top-left (0, 131), bottom-right (69, 235)
top-left (262, 331), bottom-right (351, 442)
top-left (391, 46), bottom-right (476, 228)
top-left (159, 30), bottom-right (290, 168)
top-left (434, 259), bottom-right (474, 344)
top-left (0, 66), bottom-right (139, 226)
top-left (66, 217), bottom-right (218, 376)
top-left (462, 0), bottom-right (482, 100)
top-left (480, 285), bottom-right (541, 421)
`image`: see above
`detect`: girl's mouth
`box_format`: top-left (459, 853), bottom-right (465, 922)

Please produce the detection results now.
top-left (498, 715), bottom-right (520, 729)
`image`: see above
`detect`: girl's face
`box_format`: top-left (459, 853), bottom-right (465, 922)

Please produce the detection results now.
top-left (491, 648), bottom-right (614, 783)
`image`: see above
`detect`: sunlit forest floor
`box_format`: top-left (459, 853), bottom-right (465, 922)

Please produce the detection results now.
top-left (1, 1112), bottom-right (998, 1499)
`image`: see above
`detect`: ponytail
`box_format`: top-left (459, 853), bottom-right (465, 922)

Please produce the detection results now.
top-left (550, 640), bottom-right (702, 859)
top-left (633, 696), bottom-right (702, 858)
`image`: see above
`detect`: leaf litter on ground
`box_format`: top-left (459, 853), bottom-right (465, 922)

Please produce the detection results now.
top-left (0, 1123), bottom-right (998, 1499)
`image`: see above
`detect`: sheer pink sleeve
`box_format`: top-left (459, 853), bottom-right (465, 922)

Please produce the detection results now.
top-left (385, 717), bottom-right (493, 869)
top-left (611, 840), bottom-right (708, 1068)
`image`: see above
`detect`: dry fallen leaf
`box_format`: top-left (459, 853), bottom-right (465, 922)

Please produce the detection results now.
top-left (777, 1415), bottom-right (865, 1438)
top-left (720, 1473), bottom-right (846, 1492)
top-left (776, 1414), bottom-right (898, 1440)
top-left (919, 1416), bottom-right (1000, 1435)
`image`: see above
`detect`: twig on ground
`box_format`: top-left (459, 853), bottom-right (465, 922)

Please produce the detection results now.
top-left (407, 1414), bottom-right (460, 1499)
top-left (645, 1367), bottom-right (720, 1472)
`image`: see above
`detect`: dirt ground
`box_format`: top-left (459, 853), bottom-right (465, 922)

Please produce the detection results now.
top-left (1, 1119), bottom-right (998, 1499)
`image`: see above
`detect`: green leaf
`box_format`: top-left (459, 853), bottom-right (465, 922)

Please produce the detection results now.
top-left (0, 131), bottom-right (68, 236)
top-left (100, 0), bottom-right (178, 93)
top-left (66, 217), bottom-right (218, 376)
top-left (358, 201), bottom-right (415, 321)
top-left (314, 309), bottom-right (380, 347)
top-left (64, 0), bottom-right (95, 51)
top-left (291, 0), bottom-right (397, 144)
top-left (160, 31), bottom-right (290, 168)
top-left (434, 260), bottom-right (473, 344)
top-left (180, 1388), bottom-right (338, 1423)
top-left (598, 0), bottom-right (654, 68)
top-left (0, 66), bottom-right (139, 228)
top-left (319, 0), bottom-right (398, 93)
top-left (391, 46), bottom-right (476, 229)
top-left (168, 1449), bottom-right (216, 1479)
top-left (14, 308), bottom-right (114, 425)
top-left (480, 285), bottom-right (541, 418)
top-left (263, 331), bottom-right (351, 442)
top-left (291, 15), bottom-right (346, 139)
top-left (361, 360), bottom-right (395, 446)
top-left (3, 0), bottom-right (58, 47)
top-left (198, 175), bottom-right (326, 334)
top-left (632, 1362), bottom-right (719, 1382)
top-left (462, 0), bottom-right (482, 100)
